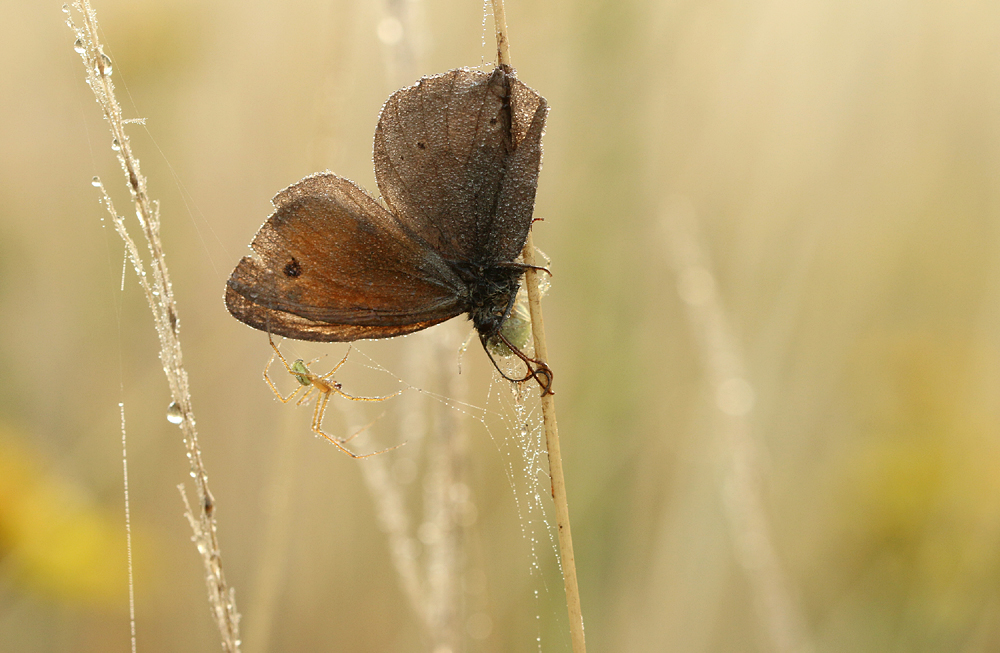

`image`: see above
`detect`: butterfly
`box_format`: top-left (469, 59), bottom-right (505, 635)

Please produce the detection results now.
top-left (225, 65), bottom-right (552, 392)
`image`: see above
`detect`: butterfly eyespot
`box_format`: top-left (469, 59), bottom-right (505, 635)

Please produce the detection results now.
top-left (284, 259), bottom-right (301, 277)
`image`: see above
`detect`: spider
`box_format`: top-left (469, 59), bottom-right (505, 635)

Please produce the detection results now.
top-left (263, 335), bottom-right (403, 458)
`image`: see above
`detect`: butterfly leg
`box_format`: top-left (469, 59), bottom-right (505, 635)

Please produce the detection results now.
top-left (484, 331), bottom-right (555, 395)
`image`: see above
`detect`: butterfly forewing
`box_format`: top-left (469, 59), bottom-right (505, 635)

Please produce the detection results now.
top-left (226, 173), bottom-right (464, 341)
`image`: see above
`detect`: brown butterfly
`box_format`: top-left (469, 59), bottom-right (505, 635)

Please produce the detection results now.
top-left (225, 65), bottom-right (552, 392)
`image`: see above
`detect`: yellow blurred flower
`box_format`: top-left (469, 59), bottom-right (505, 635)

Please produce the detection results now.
top-left (0, 429), bottom-right (129, 606)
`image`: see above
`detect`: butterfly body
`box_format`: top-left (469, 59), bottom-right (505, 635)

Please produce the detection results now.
top-left (454, 261), bottom-right (522, 339)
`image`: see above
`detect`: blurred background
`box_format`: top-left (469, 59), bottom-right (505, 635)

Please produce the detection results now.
top-left (3, 0), bottom-right (1000, 650)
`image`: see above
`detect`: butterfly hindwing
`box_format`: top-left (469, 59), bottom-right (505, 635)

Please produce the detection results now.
top-left (373, 67), bottom-right (548, 265)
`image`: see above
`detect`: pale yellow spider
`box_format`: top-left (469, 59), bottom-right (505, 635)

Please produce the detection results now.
top-left (264, 336), bottom-right (403, 458)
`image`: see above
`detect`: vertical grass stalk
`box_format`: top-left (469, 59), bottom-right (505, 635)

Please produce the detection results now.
top-left (361, 4), bottom-right (466, 649)
top-left (66, 2), bottom-right (242, 650)
top-left (661, 199), bottom-right (813, 653)
top-left (490, 2), bottom-right (587, 651)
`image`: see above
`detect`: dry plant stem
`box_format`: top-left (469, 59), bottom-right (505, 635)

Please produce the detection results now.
top-left (490, 0), bottom-right (511, 67)
top-left (523, 237), bottom-right (586, 652)
top-left (67, 2), bottom-right (241, 651)
top-left (490, 1), bottom-right (587, 650)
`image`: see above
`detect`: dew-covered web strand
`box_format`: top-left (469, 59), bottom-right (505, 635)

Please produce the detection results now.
top-left (88, 33), bottom-right (231, 281)
top-left (338, 341), bottom-right (557, 561)
top-left (484, 375), bottom-right (562, 653)
top-left (336, 296), bottom-right (561, 643)
top-left (489, 373), bottom-right (561, 566)
top-left (137, 128), bottom-right (232, 280)
top-left (333, 341), bottom-right (499, 424)
top-left (104, 193), bottom-right (136, 653)
top-left (477, 275), bottom-right (561, 580)
top-left (119, 402), bottom-right (138, 653)
top-left (357, 342), bottom-right (560, 649)
top-left (305, 332), bottom-right (559, 651)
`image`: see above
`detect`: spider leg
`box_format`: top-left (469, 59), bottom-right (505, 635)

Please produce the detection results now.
top-left (318, 346), bottom-right (352, 382)
top-left (332, 385), bottom-right (403, 403)
top-left (338, 412), bottom-right (392, 445)
top-left (309, 388), bottom-right (405, 458)
top-left (295, 385), bottom-right (318, 407)
top-left (266, 335), bottom-right (404, 458)
top-left (267, 333), bottom-right (298, 373)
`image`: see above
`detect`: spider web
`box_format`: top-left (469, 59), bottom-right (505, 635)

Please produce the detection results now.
top-left (308, 322), bottom-right (562, 651)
